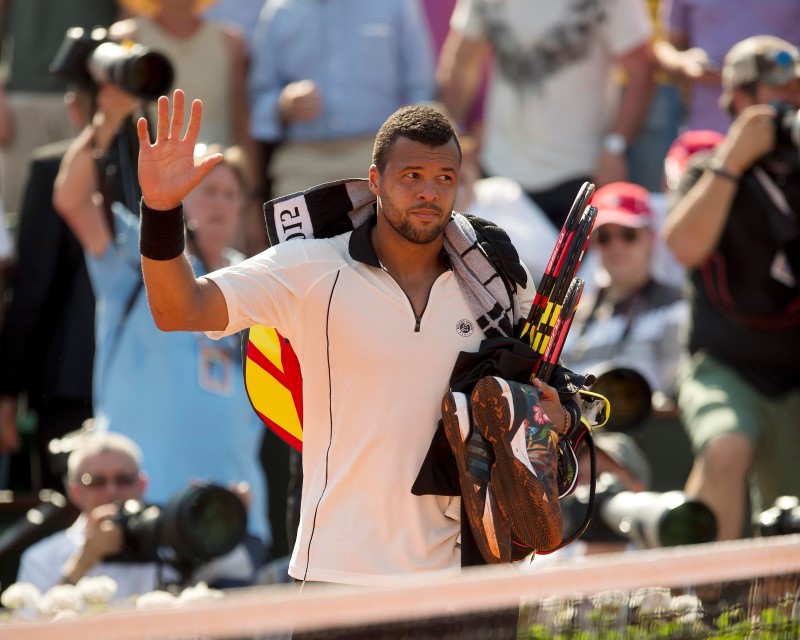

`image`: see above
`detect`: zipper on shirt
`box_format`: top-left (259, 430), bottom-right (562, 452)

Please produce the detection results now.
top-left (380, 263), bottom-right (427, 333)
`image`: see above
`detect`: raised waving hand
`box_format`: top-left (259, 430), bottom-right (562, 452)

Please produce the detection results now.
top-left (136, 89), bottom-right (223, 210)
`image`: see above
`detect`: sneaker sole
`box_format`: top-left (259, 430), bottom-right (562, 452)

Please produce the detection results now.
top-left (471, 376), bottom-right (562, 552)
top-left (442, 391), bottom-right (511, 563)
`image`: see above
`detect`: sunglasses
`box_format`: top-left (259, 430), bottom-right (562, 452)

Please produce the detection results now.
top-left (80, 472), bottom-right (139, 489)
top-left (595, 227), bottom-right (640, 246)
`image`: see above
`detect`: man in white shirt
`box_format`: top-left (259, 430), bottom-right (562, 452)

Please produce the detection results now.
top-left (17, 432), bottom-right (159, 599)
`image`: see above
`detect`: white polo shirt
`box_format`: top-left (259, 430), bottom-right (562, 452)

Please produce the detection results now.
top-left (207, 220), bottom-right (535, 585)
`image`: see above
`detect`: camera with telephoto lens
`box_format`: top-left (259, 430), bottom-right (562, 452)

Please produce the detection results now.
top-left (754, 495), bottom-right (800, 537)
top-left (50, 26), bottom-right (173, 100)
top-left (561, 473), bottom-right (718, 548)
top-left (108, 484), bottom-right (247, 569)
top-left (773, 102), bottom-right (800, 150)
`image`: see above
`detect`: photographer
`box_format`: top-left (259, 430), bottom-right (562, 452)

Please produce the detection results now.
top-left (663, 36), bottom-right (800, 541)
top-left (16, 432), bottom-right (164, 598)
top-left (16, 431), bottom-right (256, 597)
top-left (51, 79), bottom-right (271, 564)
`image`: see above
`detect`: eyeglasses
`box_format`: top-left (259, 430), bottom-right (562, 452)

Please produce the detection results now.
top-left (80, 472), bottom-right (139, 489)
top-left (595, 227), bottom-right (640, 246)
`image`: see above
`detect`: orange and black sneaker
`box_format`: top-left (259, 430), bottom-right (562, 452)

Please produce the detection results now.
top-left (442, 390), bottom-right (512, 563)
top-left (470, 376), bottom-right (563, 554)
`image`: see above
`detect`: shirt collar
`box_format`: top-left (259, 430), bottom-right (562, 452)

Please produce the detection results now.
top-left (347, 213), bottom-right (454, 269)
top-left (348, 213), bottom-right (381, 267)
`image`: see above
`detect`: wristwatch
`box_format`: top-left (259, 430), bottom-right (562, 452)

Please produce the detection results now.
top-left (602, 133), bottom-right (628, 155)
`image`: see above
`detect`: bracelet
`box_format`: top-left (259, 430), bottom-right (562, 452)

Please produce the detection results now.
top-left (139, 198), bottom-right (186, 261)
top-left (707, 163), bottom-right (741, 183)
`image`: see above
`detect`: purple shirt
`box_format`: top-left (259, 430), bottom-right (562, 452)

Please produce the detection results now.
top-left (662, 0), bottom-right (800, 132)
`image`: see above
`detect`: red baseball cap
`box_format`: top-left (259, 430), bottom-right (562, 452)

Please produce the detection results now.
top-left (592, 182), bottom-right (654, 229)
top-left (664, 129), bottom-right (725, 189)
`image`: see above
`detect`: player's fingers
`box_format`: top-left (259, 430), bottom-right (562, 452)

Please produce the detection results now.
top-left (184, 98), bottom-right (204, 144)
top-left (156, 95), bottom-right (169, 142)
top-left (136, 116), bottom-right (151, 147)
top-left (169, 89), bottom-right (185, 139)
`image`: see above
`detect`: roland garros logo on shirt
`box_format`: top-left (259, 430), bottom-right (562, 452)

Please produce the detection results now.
top-left (456, 319), bottom-right (474, 337)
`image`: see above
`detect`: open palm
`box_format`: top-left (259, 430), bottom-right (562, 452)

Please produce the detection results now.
top-left (137, 89), bottom-right (222, 210)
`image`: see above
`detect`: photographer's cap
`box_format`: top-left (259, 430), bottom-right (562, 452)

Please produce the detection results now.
top-left (592, 182), bottom-right (654, 229)
top-left (592, 431), bottom-right (652, 489)
top-left (721, 36), bottom-right (800, 106)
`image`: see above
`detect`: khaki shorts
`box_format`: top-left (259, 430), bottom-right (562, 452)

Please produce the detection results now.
top-left (677, 350), bottom-right (800, 511)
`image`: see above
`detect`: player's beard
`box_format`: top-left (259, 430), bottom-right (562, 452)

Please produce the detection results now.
top-left (378, 191), bottom-right (450, 245)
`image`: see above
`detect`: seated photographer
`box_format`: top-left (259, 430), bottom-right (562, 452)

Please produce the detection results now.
top-left (561, 182), bottom-right (689, 403)
top-left (546, 432), bottom-right (653, 563)
top-left (16, 432), bottom-right (165, 598)
top-left (17, 431), bottom-right (263, 597)
top-left (572, 431), bottom-right (652, 555)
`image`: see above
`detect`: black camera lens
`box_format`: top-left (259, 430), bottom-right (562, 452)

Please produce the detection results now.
top-left (110, 484), bottom-right (247, 567)
top-left (50, 26), bottom-right (173, 100)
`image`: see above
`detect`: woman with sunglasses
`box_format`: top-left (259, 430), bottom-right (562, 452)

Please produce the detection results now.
top-left (560, 181), bottom-right (688, 410)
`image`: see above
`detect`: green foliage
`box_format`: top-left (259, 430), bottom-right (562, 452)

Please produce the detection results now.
top-left (518, 588), bottom-right (800, 640)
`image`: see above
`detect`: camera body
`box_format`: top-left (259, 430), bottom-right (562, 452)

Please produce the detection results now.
top-left (50, 26), bottom-right (173, 100)
top-left (562, 473), bottom-right (717, 548)
top-left (773, 102), bottom-right (800, 151)
top-left (110, 484), bottom-right (248, 569)
top-left (754, 495), bottom-right (800, 537)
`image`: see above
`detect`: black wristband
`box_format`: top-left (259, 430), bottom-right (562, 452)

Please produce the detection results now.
top-left (139, 198), bottom-right (186, 261)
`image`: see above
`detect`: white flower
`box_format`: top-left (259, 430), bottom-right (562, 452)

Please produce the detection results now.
top-left (51, 609), bottom-right (81, 621)
top-left (671, 594), bottom-right (703, 623)
top-left (0, 582), bottom-right (42, 610)
top-left (590, 589), bottom-right (629, 612)
top-left (40, 584), bottom-right (84, 614)
top-left (76, 575), bottom-right (118, 605)
top-left (177, 582), bottom-right (224, 606)
top-left (536, 596), bottom-right (576, 629)
top-left (136, 590), bottom-right (178, 610)
top-left (630, 586), bottom-right (672, 615)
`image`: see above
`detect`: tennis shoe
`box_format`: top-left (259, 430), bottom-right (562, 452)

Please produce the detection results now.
top-left (442, 390), bottom-right (512, 563)
top-left (470, 376), bottom-right (563, 553)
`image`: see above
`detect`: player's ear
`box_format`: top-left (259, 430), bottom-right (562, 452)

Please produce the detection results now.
top-left (368, 165), bottom-right (380, 196)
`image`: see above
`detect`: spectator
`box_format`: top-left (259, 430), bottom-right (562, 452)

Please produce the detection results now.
top-left (52, 84), bottom-right (271, 555)
top-left (626, 0), bottom-right (686, 192)
top-left (110, 0), bottom-right (265, 254)
top-left (133, 93), bottom-right (579, 583)
top-left (16, 431), bottom-right (259, 596)
top-left (16, 432), bottom-right (164, 598)
top-left (437, 0), bottom-right (655, 229)
top-left (0, 90), bottom-right (107, 489)
top-left (663, 35), bottom-right (800, 540)
top-left (655, 0), bottom-right (800, 134)
top-left (562, 182), bottom-right (688, 403)
top-left (202, 0), bottom-right (266, 53)
top-left (454, 136), bottom-right (557, 286)
top-left (0, 0), bottom-right (119, 216)
top-left (248, 0), bottom-right (436, 199)
top-left (112, 0), bottom-right (248, 150)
